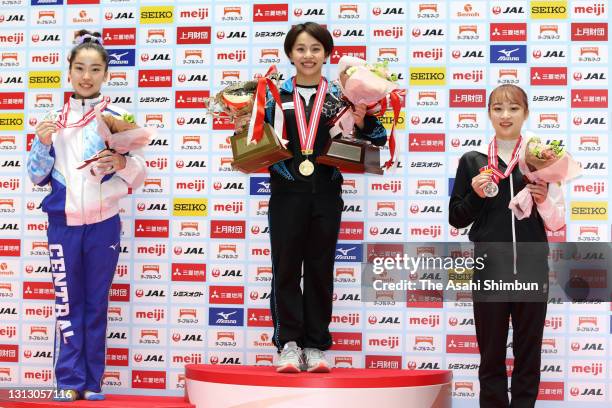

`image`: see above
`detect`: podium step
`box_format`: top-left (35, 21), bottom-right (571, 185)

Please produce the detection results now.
top-left (186, 365), bottom-right (452, 408)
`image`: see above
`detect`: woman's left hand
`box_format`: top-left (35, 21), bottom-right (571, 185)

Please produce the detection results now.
top-left (526, 180), bottom-right (548, 205)
top-left (352, 103), bottom-right (367, 130)
top-left (95, 149), bottom-right (126, 175)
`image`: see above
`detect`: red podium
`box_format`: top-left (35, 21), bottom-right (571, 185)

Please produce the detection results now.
top-left (185, 365), bottom-right (452, 408)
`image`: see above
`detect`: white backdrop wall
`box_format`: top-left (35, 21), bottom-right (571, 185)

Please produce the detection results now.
top-left (0, 0), bottom-right (610, 406)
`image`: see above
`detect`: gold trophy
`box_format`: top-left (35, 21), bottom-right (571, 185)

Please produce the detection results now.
top-left (209, 76), bottom-right (292, 174)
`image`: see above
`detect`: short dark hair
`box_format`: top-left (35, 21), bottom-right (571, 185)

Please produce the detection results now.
top-left (69, 29), bottom-right (109, 71)
top-left (283, 22), bottom-right (334, 59)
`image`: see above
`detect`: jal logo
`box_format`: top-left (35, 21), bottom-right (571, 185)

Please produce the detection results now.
top-left (220, 357), bottom-right (241, 365)
top-left (112, 96), bottom-right (132, 104)
top-left (417, 362), bottom-right (441, 370)
top-left (532, 50), bottom-right (565, 59)
top-left (372, 7), bottom-right (404, 15)
top-left (338, 293), bottom-right (360, 301)
top-left (35, 34), bottom-right (60, 43)
top-left (0, 76), bottom-right (21, 84)
top-left (107, 332), bottom-right (127, 340)
top-left (333, 29), bottom-right (365, 38)
top-left (574, 72), bottom-right (606, 81)
top-left (178, 74), bottom-right (208, 83)
top-left (294, 8), bottom-right (325, 17)
top-left (1, 14), bottom-right (24, 23)
top-left (141, 52), bottom-right (168, 61)
top-left (343, 205), bottom-right (362, 213)
top-left (491, 6), bottom-right (524, 15)
top-left (104, 11), bottom-right (135, 21)
top-left (217, 31), bottom-right (247, 40)
top-left (412, 28), bottom-right (444, 37)
top-left (452, 50), bottom-right (484, 59)
top-left (213, 182), bottom-right (244, 191)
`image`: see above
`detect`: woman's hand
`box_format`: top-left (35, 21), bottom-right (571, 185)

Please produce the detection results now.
top-left (95, 150), bottom-right (126, 175)
top-left (352, 103), bottom-right (367, 129)
top-left (471, 172), bottom-right (493, 198)
top-left (526, 180), bottom-right (548, 205)
top-left (35, 120), bottom-right (58, 146)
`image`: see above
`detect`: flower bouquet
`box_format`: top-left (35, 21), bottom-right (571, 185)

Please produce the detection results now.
top-left (509, 136), bottom-right (581, 220)
top-left (76, 108), bottom-right (154, 175)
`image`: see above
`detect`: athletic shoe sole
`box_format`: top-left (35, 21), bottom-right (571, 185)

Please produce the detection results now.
top-left (307, 362), bottom-right (331, 373)
top-left (276, 363), bottom-right (301, 373)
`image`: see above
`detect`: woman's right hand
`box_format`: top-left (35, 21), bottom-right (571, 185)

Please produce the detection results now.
top-left (471, 172), bottom-right (493, 198)
top-left (35, 120), bottom-right (58, 146)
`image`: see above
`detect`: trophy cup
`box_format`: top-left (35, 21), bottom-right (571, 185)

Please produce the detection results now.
top-left (209, 75), bottom-right (292, 174)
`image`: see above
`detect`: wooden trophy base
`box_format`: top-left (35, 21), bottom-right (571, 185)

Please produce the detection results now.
top-left (231, 123), bottom-right (293, 173)
top-left (316, 138), bottom-right (383, 175)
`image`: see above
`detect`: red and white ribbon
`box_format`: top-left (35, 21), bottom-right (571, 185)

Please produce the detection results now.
top-left (480, 136), bottom-right (523, 183)
top-left (56, 97), bottom-right (109, 129)
top-left (292, 77), bottom-right (328, 155)
top-left (247, 66), bottom-right (287, 146)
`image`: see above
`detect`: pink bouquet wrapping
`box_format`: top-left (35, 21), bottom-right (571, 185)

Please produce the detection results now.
top-left (332, 56), bottom-right (404, 169)
top-left (509, 136), bottom-right (581, 220)
top-left (76, 108), bottom-right (154, 174)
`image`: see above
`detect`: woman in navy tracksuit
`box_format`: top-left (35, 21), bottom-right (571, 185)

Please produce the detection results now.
top-left (266, 22), bottom-right (387, 373)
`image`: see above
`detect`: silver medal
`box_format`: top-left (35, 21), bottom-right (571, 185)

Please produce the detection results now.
top-left (483, 181), bottom-right (499, 198)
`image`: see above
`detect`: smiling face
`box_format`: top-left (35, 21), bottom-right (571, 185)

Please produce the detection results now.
top-left (68, 48), bottom-right (108, 99)
top-left (489, 100), bottom-right (528, 140)
top-left (488, 85), bottom-right (529, 140)
top-left (289, 31), bottom-right (327, 83)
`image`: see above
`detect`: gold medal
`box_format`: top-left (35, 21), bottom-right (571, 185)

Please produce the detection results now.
top-left (299, 158), bottom-right (314, 176)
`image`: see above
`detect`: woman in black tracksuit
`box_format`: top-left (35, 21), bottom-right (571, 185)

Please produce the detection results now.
top-left (265, 22), bottom-right (387, 373)
top-left (449, 85), bottom-right (565, 407)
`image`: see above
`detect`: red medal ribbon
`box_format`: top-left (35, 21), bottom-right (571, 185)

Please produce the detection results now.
top-left (292, 77), bottom-right (328, 155)
top-left (479, 136), bottom-right (523, 183)
top-left (56, 97), bottom-right (109, 129)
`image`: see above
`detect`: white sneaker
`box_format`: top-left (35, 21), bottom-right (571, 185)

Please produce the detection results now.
top-left (276, 341), bottom-right (302, 373)
top-left (303, 348), bottom-right (331, 373)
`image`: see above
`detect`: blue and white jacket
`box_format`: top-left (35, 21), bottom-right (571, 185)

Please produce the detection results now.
top-left (27, 95), bottom-right (146, 226)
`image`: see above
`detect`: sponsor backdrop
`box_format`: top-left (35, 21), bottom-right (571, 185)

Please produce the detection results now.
top-left (0, 0), bottom-right (610, 406)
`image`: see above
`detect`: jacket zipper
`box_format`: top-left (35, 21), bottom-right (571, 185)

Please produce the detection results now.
top-left (80, 99), bottom-right (86, 223)
top-left (509, 173), bottom-right (517, 275)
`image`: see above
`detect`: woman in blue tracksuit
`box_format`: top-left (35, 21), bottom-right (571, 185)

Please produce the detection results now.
top-left (27, 30), bottom-right (146, 401)
top-left (266, 22), bottom-right (387, 373)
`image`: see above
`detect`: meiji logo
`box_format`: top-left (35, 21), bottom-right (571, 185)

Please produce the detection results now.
top-left (216, 50), bottom-right (246, 63)
top-left (179, 8), bottom-right (209, 20)
top-left (368, 336), bottom-right (400, 349)
top-left (412, 47), bottom-right (443, 60)
top-left (573, 3), bottom-right (606, 16)
top-left (372, 26), bottom-right (404, 39)
top-left (371, 180), bottom-right (402, 193)
top-left (571, 362), bottom-right (603, 376)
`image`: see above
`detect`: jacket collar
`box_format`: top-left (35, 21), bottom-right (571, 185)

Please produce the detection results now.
top-left (69, 94), bottom-right (105, 111)
top-left (475, 132), bottom-right (532, 156)
top-left (279, 76), bottom-right (338, 95)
